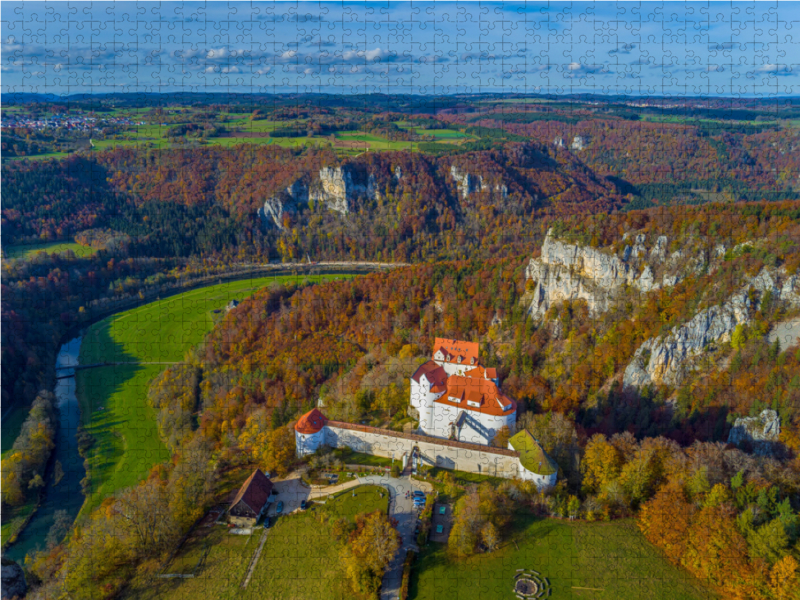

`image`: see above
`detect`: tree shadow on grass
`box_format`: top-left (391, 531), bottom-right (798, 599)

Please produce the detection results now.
top-left (76, 320), bottom-right (169, 514)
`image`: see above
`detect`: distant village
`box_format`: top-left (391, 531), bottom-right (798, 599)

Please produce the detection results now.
top-left (1, 112), bottom-right (144, 132)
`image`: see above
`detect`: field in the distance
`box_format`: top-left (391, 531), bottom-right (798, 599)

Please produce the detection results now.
top-left (127, 484), bottom-right (388, 600)
top-left (410, 517), bottom-right (714, 600)
top-left (4, 240), bottom-right (96, 259)
top-left (76, 274), bottom-right (353, 517)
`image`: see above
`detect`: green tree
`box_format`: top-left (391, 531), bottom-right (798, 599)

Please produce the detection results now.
top-left (747, 519), bottom-right (790, 565)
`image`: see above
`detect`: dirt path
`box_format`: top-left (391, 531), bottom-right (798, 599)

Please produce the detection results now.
top-left (241, 527), bottom-right (270, 589)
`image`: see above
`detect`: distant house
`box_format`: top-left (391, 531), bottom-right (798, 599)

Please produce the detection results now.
top-left (225, 299), bottom-right (240, 312)
top-left (228, 469), bottom-right (273, 527)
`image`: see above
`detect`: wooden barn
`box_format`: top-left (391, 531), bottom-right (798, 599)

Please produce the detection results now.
top-left (228, 469), bottom-right (273, 528)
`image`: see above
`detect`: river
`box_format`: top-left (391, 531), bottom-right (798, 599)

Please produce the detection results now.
top-left (4, 337), bottom-right (87, 561)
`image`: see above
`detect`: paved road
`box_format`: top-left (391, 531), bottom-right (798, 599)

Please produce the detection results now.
top-left (355, 475), bottom-right (433, 600)
top-left (267, 474), bottom-right (366, 516)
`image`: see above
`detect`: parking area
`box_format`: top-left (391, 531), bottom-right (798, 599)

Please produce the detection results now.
top-left (266, 476), bottom-right (308, 517)
top-left (430, 502), bottom-right (453, 543)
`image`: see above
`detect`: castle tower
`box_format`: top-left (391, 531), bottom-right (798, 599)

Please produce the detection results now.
top-left (295, 408), bottom-right (327, 456)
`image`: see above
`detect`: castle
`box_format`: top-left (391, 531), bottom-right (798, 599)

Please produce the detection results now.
top-left (409, 338), bottom-right (516, 445)
top-left (293, 339), bottom-right (558, 489)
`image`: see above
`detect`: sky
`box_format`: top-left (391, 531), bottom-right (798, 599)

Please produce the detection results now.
top-left (1, 1), bottom-right (799, 97)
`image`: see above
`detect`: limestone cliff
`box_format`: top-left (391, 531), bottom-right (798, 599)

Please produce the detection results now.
top-left (525, 230), bottom-right (669, 319)
top-left (623, 267), bottom-right (800, 388)
top-left (728, 409), bottom-right (781, 455)
top-left (309, 166), bottom-right (377, 215)
top-left (257, 179), bottom-right (308, 230)
top-left (450, 165), bottom-right (508, 199)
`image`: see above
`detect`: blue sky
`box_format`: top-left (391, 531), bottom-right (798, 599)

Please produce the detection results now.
top-left (1, 1), bottom-right (798, 96)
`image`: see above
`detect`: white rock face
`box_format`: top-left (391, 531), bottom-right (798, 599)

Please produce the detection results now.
top-left (258, 180), bottom-right (308, 230)
top-left (728, 409), bottom-right (781, 455)
top-left (307, 166), bottom-right (379, 215)
top-left (570, 135), bottom-right (589, 151)
top-left (450, 165), bottom-right (482, 199)
top-left (310, 167), bottom-right (354, 214)
top-left (623, 267), bottom-right (800, 388)
top-left (525, 230), bottom-right (663, 319)
top-left (450, 165), bottom-right (508, 199)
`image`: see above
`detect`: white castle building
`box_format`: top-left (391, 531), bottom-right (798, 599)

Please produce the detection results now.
top-left (293, 338), bottom-right (557, 489)
top-left (410, 338), bottom-right (516, 445)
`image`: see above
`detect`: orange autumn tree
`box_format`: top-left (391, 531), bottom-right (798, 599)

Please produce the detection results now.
top-left (638, 479), bottom-right (695, 562)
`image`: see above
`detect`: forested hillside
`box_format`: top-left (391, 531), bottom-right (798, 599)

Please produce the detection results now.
top-left (4, 94), bottom-right (800, 599)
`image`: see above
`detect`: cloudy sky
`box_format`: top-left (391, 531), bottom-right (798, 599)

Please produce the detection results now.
top-left (1, 1), bottom-right (798, 96)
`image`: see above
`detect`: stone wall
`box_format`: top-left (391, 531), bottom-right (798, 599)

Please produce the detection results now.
top-left (323, 421), bottom-right (547, 483)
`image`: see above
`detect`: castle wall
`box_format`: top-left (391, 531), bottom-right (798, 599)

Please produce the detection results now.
top-left (319, 421), bottom-right (553, 487)
top-left (428, 402), bottom-right (516, 445)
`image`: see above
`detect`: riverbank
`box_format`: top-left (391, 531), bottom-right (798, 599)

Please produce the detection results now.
top-left (1, 267), bottom-right (381, 553)
top-left (3, 337), bottom-right (86, 561)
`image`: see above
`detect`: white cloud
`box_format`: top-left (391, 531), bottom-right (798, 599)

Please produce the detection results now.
top-left (206, 48), bottom-right (229, 60)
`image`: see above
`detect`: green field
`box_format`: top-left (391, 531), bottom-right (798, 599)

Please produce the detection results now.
top-left (4, 241), bottom-right (96, 259)
top-left (334, 131), bottom-right (418, 151)
top-left (76, 274), bottom-right (353, 516)
top-left (410, 517), bottom-right (714, 600)
top-left (2, 151), bottom-right (74, 162)
top-left (414, 128), bottom-right (471, 140)
top-left (128, 484), bottom-right (388, 600)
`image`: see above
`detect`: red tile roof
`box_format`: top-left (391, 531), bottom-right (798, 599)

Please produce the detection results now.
top-left (485, 368), bottom-right (497, 379)
top-left (435, 375), bottom-right (516, 416)
top-left (464, 366), bottom-right (485, 378)
top-left (412, 361), bottom-right (447, 385)
top-left (433, 338), bottom-right (479, 365)
top-left (230, 469), bottom-right (273, 515)
top-left (295, 408), bottom-right (328, 434)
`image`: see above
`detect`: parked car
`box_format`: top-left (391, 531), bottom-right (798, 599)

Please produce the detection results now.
top-left (300, 499), bottom-right (307, 510)
top-left (264, 516), bottom-right (272, 529)
top-left (276, 501), bottom-right (284, 514)
top-left (413, 490), bottom-right (425, 498)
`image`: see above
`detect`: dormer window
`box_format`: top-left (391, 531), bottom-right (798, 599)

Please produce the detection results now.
top-left (457, 355), bottom-right (463, 363)
top-left (470, 356), bottom-right (476, 365)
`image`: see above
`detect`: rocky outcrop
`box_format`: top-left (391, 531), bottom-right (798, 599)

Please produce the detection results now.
top-left (450, 165), bottom-right (508, 199)
top-left (450, 165), bottom-right (482, 199)
top-left (728, 409), bottom-right (781, 455)
top-left (1, 559), bottom-right (27, 600)
top-left (525, 230), bottom-right (665, 319)
top-left (260, 165), bottom-right (382, 227)
top-left (258, 180), bottom-right (308, 230)
top-left (623, 267), bottom-right (800, 388)
top-left (570, 135), bottom-right (589, 151)
top-left (309, 167), bottom-right (357, 214)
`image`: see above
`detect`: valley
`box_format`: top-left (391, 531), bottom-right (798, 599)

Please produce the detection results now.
top-left (2, 91), bottom-right (800, 600)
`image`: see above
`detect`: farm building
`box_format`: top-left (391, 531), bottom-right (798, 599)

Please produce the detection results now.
top-left (228, 468), bottom-right (273, 527)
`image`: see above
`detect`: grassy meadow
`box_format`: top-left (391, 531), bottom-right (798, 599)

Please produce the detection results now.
top-left (4, 240), bottom-right (96, 260)
top-left (409, 517), bottom-right (714, 600)
top-left (127, 484), bottom-right (388, 600)
top-left (76, 274), bottom-right (353, 516)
